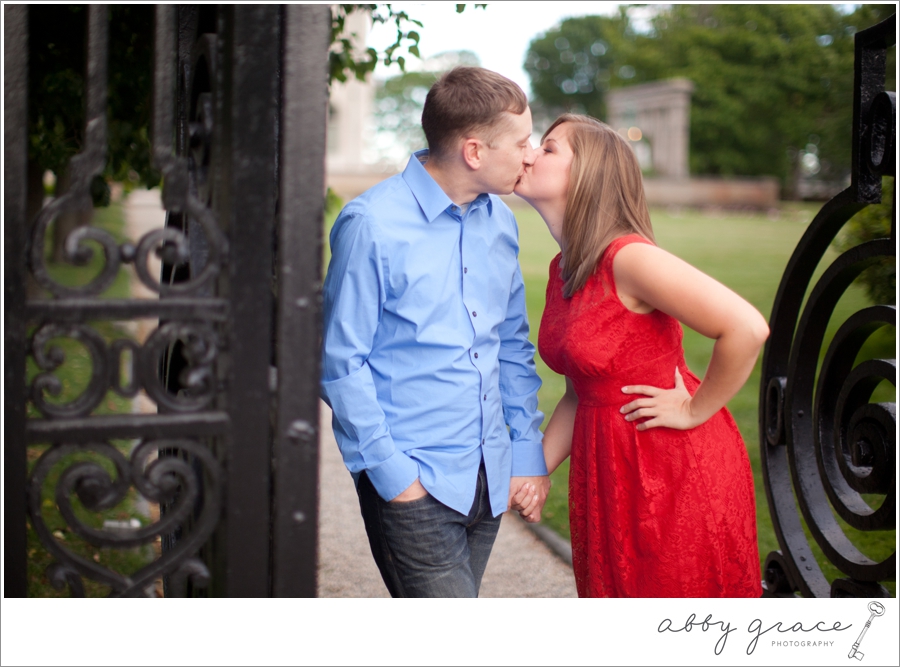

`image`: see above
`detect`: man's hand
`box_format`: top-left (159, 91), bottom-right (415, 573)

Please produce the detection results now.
top-left (508, 475), bottom-right (550, 523)
top-left (390, 478), bottom-right (429, 503)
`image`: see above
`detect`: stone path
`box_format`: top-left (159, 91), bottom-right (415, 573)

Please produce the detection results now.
top-left (123, 189), bottom-right (577, 598)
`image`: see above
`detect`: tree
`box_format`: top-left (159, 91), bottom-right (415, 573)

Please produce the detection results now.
top-left (372, 50), bottom-right (480, 163)
top-left (524, 10), bottom-right (633, 127)
top-left (524, 4), bottom-right (895, 188)
top-left (329, 4), bottom-right (424, 84)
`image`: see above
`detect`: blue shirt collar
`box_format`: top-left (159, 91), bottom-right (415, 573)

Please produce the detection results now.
top-left (402, 150), bottom-right (493, 222)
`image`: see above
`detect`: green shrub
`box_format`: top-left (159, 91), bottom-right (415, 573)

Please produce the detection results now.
top-left (833, 177), bottom-right (895, 306)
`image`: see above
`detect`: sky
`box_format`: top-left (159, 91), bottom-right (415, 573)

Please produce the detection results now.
top-left (366, 1), bottom-right (636, 96)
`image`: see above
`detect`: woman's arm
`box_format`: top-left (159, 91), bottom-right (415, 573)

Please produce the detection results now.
top-left (510, 376), bottom-right (577, 520)
top-left (543, 377), bottom-right (578, 473)
top-left (612, 242), bottom-right (769, 431)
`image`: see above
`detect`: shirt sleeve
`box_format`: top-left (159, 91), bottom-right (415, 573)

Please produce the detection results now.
top-left (320, 210), bottom-right (420, 501)
top-left (498, 245), bottom-right (548, 478)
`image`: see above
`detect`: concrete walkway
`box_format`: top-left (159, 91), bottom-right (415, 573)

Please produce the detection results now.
top-left (123, 189), bottom-right (577, 598)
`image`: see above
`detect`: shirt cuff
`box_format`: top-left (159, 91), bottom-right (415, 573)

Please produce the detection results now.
top-left (366, 449), bottom-right (421, 501)
top-left (510, 440), bottom-right (549, 477)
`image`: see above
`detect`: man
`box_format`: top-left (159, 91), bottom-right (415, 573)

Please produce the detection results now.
top-left (320, 67), bottom-right (549, 598)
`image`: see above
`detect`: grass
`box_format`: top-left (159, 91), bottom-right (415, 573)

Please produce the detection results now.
top-left (26, 199), bottom-right (162, 597)
top-left (512, 201), bottom-right (895, 596)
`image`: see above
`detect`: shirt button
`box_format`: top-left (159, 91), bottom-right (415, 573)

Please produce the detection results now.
top-left (483, 394), bottom-right (487, 401)
top-left (463, 267), bottom-right (468, 274)
top-left (482, 439), bottom-right (485, 445)
top-left (474, 352), bottom-right (478, 359)
top-left (472, 311), bottom-right (477, 317)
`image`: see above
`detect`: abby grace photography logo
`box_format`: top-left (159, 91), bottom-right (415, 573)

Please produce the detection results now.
top-left (657, 612), bottom-right (855, 656)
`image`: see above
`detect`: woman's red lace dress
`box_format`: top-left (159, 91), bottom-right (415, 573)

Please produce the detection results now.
top-left (538, 234), bottom-right (761, 597)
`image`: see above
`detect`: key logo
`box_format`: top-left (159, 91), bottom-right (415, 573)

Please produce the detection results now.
top-left (848, 601), bottom-right (884, 661)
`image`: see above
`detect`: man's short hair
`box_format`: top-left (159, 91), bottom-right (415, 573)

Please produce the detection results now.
top-left (421, 66), bottom-right (528, 159)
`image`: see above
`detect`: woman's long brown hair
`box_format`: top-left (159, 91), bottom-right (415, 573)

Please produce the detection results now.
top-left (546, 114), bottom-right (656, 298)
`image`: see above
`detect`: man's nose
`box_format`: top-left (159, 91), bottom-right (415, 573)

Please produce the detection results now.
top-left (523, 144), bottom-right (537, 165)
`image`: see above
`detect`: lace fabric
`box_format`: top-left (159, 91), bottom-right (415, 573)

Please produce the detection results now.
top-left (538, 234), bottom-right (761, 597)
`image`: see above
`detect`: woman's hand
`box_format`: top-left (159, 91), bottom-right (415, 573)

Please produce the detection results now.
top-left (621, 367), bottom-right (702, 431)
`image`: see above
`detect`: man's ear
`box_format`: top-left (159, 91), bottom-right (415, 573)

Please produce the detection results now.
top-left (461, 138), bottom-right (484, 171)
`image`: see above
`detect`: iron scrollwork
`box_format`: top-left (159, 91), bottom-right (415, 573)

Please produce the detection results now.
top-left (15, 2), bottom-right (324, 598)
top-left (27, 438), bottom-right (220, 597)
top-left (27, 6), bottom-right (227, 301)
top-left (759, 15), bottom-right (896, 598)
top-left (28, 321), bottom-right (219, 419)
top-left (21, 5), bottom-right (227, 596)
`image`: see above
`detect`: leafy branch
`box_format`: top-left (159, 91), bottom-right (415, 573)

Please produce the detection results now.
top-left (329, 4), bottom-right (487, 83)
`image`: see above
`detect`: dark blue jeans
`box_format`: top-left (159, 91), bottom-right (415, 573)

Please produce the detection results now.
top-left (357, 462), bottom-right (501, 597)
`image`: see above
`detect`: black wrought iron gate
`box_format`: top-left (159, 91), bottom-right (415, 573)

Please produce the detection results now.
top-left (759, 14), bottom-right (896, 598)
top-left (4, 4), bottom-right (329, 596)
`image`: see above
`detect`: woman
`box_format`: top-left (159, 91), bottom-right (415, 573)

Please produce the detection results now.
top-left (514, 114), bottom-right (767, 597)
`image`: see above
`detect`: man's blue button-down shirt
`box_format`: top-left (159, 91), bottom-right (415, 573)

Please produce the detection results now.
top-left (320, 150), bottom-right (547, 517)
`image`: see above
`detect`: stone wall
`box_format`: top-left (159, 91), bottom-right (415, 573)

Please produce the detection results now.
top-left (328, 171), bottom-right (781, 210)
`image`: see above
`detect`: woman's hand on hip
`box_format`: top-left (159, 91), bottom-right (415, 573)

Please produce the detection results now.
top-left (620, 367), bottom-right (702, 431)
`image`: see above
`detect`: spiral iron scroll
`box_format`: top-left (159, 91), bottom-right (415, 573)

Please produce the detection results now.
top-left (29, 322), bottom-right (219, 418)
top-left (27, 438), bottom-right (220, 597)
top-left (760, 15), bottom-right (896, 598)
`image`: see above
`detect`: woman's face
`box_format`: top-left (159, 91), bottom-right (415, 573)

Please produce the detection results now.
top-left (514, 122), bottom-right (575, 238)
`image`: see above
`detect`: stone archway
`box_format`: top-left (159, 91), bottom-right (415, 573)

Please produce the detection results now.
top-left (606, 78), bottom-right (694, 179)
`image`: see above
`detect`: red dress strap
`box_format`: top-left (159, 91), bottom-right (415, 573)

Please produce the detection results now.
top-left (598, 233), bottom-right (654, 297)
top-left (600, 233), bottom-right (654, 271)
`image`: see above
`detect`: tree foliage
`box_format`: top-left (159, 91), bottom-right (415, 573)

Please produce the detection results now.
top-left (329, 4), bottom-right (485, 84)
top-left (329, 4), bottom-right (424, 84)
top-left (524, 4), bottom-right (895, 186)
top-left (28, 5), bottom-right (157, 194)
top-left (833, 177), bottom-right (895, 306)
top-left (524, 10), bottom-right (632, 125)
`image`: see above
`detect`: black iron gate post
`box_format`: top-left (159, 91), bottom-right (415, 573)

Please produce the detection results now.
top-left (4, 3), bottom-right (29, 599)
top-left (759, 14), bottom-right (896, 598)
top-left (272, 3), bottom-right (330, 597)
top-left (212, 3), bottom-right (283, 598)
top-left (4, 4), bottom-right (328, 597)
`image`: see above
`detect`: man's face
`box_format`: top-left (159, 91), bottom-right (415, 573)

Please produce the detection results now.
top-left (475, 107), bottom-right (536, 195)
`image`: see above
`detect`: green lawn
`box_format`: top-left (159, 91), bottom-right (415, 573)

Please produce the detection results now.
top-left (513, 201), bottom-right (895, 595)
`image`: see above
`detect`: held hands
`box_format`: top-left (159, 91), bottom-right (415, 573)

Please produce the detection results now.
top-left (620, 367), bottom-right (702, 431)
top-left (508, 475), bottom-right (551, 523)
